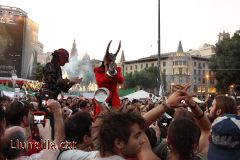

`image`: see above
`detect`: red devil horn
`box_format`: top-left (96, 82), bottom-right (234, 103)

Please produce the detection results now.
top-left (115, 41), bottom-right (121, 56)
top-left (106, 40), bottom-right (112, 55)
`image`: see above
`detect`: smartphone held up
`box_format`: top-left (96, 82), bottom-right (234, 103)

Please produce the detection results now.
top-left (32, 111), bottom-right (46, 141)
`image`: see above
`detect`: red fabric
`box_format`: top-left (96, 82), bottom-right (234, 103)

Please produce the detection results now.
top-left (0, 79), bottom-right (24, 85)
top-left (94, 66), bottom-right (124, 112)
top-left (27, 138), bottom-right (42, 156)
top-left (93, 100), bottom-right (100, 118)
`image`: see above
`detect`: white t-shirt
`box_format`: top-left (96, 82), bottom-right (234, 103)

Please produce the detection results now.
top-left (92, 155), bottom-right (126, 160)
top-left (58, 150), bottom-right (98, 160)
top-left (12, 150), bottom-right (59, 160)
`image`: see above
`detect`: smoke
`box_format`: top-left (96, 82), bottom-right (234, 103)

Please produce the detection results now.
top-left (63, 55), bottom-right (79, 77)
top-left (63, 54), bottom-right (95, 85)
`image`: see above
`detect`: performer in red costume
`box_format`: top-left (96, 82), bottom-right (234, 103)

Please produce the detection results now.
top-left (94, 40), bottom-right (124, 113)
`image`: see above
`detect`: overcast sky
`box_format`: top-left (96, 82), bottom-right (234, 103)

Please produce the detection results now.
top-left (1, 0), bottom-right (240, 61)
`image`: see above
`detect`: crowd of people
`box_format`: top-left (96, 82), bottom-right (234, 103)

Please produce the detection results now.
top-left (0, 47), bottom-right (239, 160)
top-left (0, 84), bottom-right (239, 160)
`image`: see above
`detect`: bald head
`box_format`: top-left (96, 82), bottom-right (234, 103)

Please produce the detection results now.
top-left (1, 126), bottom-right (27, 159)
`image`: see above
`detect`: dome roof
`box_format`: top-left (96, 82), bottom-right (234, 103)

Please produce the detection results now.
top-left (82, 53), bottom-right (91, 60)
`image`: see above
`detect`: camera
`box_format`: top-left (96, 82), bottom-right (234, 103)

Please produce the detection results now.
top-left (157, 113), bottom-right (172, 128)
top-left (32, 111), bottom-right (46, 141)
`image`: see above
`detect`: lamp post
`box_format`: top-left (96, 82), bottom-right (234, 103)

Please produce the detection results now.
top-left (205, 74), bottom-right (209, 94)
top-left (157, 0), bottom-right (164, 96)
top-left (229, 84), bottom-right (234, 96)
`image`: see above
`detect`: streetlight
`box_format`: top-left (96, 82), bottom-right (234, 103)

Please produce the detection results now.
top-left (157, 0), bottom-right (164, 96)
top-left (229, 84), bottom-right (235, 96)
top-left (205, 74), bottom-right (209, 94)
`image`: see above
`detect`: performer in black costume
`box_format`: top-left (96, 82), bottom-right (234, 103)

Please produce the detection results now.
top-left (42, 48), bottom-right (82, 99)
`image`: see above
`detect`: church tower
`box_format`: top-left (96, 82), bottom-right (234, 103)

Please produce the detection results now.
top-left (70, 39), bottom-right (78, 60)
top-left (218, 30), bottom-right (230, 42)
top-left (176, 40), bottom-right (184, 55)
top-left (120, 50), bottom-right (126, 63)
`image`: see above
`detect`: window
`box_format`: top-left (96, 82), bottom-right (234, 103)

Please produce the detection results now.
top-left (203, 63), bottom-right (205, 68)
top-left (179, 68), bottom-right (182, 75)
top-left (198, 78), bottom-right (201, 83)
top-left (146, 64), bottom-right (148, 68)
top-left (194, 62), bottom-right (196, 67)
top-left (203, 78), bottom-right (205, 84)
top-left (163, 61), bottom-right (166, 67)
top-left (173, 68), bottom-right (175, 74)
top-left (194, 69), bottom-right (196, 75)
top-left (173, 61), bottom-right (175, 65)
top-left (203, 70), bottom-right (205, 75)
top-left (130, 66), bottom-right (132, 70)
top-left (163, 69), bottom-right (166, 74)
top-left (198, 70), bottom-right (201, 75)
top-left (193, 85), bottom-right (197, 92)
top-left (210, 79), bottom-right (214, 84)
top-left (141, 64), bottom-right (143, 69)
top-left (125, 66), bottom-right (128, 71)
top-left (179, 76), bottom-right (182, 83)
top-left (198, 63), bottom-right (201, 68)
top-left (183, 61), bottom-right (187, 65)
top-left (179, 60), bottom-right (182, 65)
top-left (152, 63), bottom-right (154, 67)
top-left (175, 61), bottom-right (178, 65)
top-left (135, 65), bottom-right (137, 70)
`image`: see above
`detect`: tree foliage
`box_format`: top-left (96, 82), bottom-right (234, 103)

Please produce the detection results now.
top-left (124, 66), bottom-right (159, 91)
top-left (209, 30), bottom-right (240, 93)
top-left (35, 63), bottom-right (44, 81)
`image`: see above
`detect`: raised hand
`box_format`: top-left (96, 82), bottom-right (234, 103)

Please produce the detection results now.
top-left (69, 77), bottom-right (83, 84)
top-left (118, 99), bottom-right (130, 112)
top-left (167, 84), bottom-right (191, 108)
top-left (171, 83), bottom-right (191, 92)
top-left (46, 99), bottom-right (62, 114)
top-left (37, 119), bottom-right (51, 140)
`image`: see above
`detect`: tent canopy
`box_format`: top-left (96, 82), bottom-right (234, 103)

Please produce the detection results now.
top-left (123, 90), bottom-right (151, 101)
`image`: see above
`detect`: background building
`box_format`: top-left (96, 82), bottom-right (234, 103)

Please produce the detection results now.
top-left (187, 43), bottom-right (215, 58)
top-left (121, 41), bottom-right (216, 97)
top-left (0, 5), bottom-right (39, 80)
top-left (218, 30), bottom-right (230, 42)
top-left (37, 52), bottom-right (52, 65)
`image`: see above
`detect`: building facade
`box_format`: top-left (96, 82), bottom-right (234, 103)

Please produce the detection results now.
top-left (121, 41), bottom-right (216, 96)
top-left (37, 52), bottom-right (52, 65)
top-left (0, 5), bottom-right (39, 80)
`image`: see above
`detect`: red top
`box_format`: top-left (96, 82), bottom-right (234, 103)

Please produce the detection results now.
top-left (94, 66), bottom-right (124, 112)
top-left (27, 138), bottom-right (42, 156)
